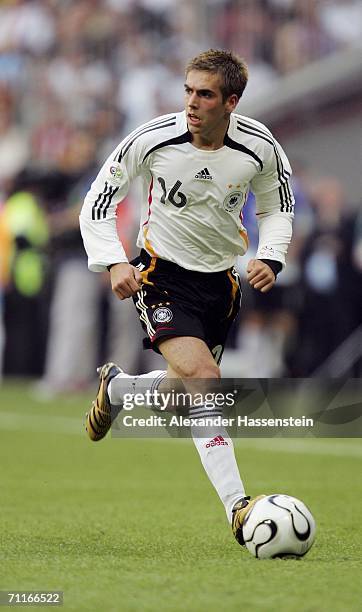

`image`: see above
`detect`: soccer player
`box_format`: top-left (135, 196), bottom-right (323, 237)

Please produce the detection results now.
top-left (79, 49), bottom-right (294, 549)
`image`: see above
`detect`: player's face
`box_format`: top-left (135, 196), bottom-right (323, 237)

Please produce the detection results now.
top-left (184, 70), bottom-right (238, 141)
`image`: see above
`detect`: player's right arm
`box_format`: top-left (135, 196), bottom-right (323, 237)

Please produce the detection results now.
top-left (108, 262), bottom-right (143, 300)
top-left (80, 155), bottom-right (130, 272)
top-left (79, 127), bottom-right (149, 297)
top-left (79, 126), bottom-right (148, 273)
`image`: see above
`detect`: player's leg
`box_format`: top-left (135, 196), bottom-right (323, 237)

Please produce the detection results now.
top-left (166, 273), bottom-right (264, 543)
top-left (89, 254), bottom-right (209, 428)
top-left (159, 335), bottom-right (220, 379)
top-left (158, 335), bottom-right (257, 532)
top-left (86, 252), bottom-right (234, 440)
top-left (107, 332), bottom-right (219, 411)
top-left (89, 334), bottom-right (217, 441)
top-left (86, 253), bottom-right (172, 440)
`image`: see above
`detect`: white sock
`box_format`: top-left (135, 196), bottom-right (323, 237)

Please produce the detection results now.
top-left (190, 407), bottom-right (245, 523)
top-left (108, 370), bottom-right (166, 405)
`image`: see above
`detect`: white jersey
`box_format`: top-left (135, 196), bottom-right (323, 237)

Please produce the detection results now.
top-left (80, 111), bottom-right (294, 273)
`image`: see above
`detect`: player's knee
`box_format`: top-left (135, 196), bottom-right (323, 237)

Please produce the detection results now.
top-left (200, 363), bottom-right (221, 379)
top-left (180, 362), bottom-right (220, 379)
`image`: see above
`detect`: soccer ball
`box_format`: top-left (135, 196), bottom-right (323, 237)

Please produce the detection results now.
top-left (242, 494), bottom-right (316, 559)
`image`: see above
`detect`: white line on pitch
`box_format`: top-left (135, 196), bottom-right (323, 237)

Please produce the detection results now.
top-left (233, 438), bottom-right (362, 458)
top-left (0, 411), bottom-right (82, 435)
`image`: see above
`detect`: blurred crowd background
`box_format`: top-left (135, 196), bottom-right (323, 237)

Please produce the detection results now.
top-left (0, 0), bottom-right (361, 392)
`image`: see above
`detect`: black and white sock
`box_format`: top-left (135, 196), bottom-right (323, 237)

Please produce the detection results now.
top-left (108, 370), bottom-right (167, 405)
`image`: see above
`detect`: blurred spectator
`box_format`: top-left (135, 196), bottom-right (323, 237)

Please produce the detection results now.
top-left (0, 89), bottom-right (29, 194)
top-left (295, 178), bottom-right (361, 375)
top-left (32, 130), bottom-right (101, 393)
top-left (319, 0), bottom-right (362, 46)
top-left (116, 37), bottom-right (172, 131)
top-left (45, 44), bottom-right (113, 123)
top-left (352, 209), bottom-right (362, 273)
top-left (0, 201), bottom-right (13, 380)
top-left (273, 0), bottom-right (339, 74)
top-left (0, 0), bottom-right (55, 56)
top-left (231, 162), bottom-right (314, 377)
top-left (30, 100), bottom-right (74, 171)
top-left (3, 179), bottom-right (49, 376)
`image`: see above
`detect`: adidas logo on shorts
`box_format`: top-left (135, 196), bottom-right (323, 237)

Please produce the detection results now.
top-left (195, 167), bottom-right (213, 181)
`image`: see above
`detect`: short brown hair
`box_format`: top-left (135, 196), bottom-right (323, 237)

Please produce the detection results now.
top-left (185, 49), bottom-right (248, 102)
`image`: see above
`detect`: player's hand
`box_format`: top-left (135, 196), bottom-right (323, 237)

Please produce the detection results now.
top-left (109, 263), bottom-right (143, 300)
top-left (246, 259), bottom-right (275, 293)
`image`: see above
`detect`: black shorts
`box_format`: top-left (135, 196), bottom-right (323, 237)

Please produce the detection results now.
top-left (130, 250), bottom-right (241, 363)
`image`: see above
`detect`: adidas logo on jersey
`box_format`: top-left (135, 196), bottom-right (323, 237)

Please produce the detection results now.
top-left (205, 435), bottom-right (228, 448)
top-left (195, 167), bottom-right (213, 181)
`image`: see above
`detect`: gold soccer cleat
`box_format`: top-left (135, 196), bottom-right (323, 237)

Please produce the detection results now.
top-left (232, 495), bottom-right (266, 546)
top-left (86, 362), bottom-right (123, 442)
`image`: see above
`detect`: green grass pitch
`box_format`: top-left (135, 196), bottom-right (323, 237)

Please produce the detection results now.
top-left (0, 382), bottom-right (361, 612)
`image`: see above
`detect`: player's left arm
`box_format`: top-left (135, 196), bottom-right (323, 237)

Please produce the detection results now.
top-left (249, 137), bottom-right (294, 292)
top-left (246, 258), bottom-right (276, 293)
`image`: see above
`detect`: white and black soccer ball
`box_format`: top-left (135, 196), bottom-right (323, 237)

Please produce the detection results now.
top-left (242, 494), bottom-right (316, 559)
